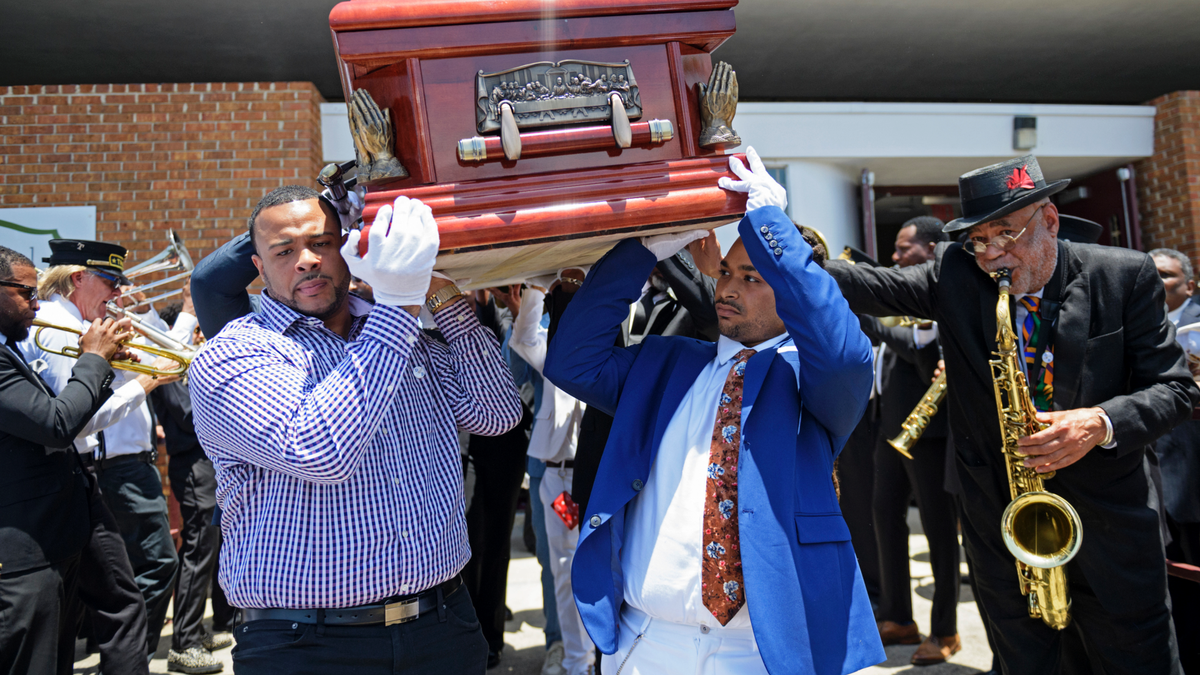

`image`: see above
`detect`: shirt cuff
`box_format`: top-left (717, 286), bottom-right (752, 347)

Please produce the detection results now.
top-left (913, 323), bottom-right (938, 348)
top-left (1097, 409), bottom-right (1116, 449)
top-left (432, 299), bottom-right (480, 343)
top-left (170, 312), bottom-right (200, 345)
top-left (360, 303), bottom-right (421, 353)
top-left (115, 379), bottom-right (149, 407)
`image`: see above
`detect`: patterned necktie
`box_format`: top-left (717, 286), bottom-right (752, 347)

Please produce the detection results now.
top-left (702, 348), bottom-right (755, 625)
top-left (1019, 296), bottom-right (1054, 411)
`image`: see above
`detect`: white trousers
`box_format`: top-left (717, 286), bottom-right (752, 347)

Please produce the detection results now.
top-left (600, 605), bottom-right (768, 675)
top-left (540, 467), bottom-right (596, 675)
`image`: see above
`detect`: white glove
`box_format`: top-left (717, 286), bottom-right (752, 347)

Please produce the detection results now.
top-left (717, 146), bottom-right (788, 212)
top-left (527, 274), bottom-right (558, 291)
top-left (641, 230), bottom-right (710, 262)
top-left (322, 185), bottom-right (365, 232)
top-left (341, 195), bottom-right (439, 307)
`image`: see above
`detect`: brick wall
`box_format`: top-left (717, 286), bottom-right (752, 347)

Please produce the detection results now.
top-left (1135, 91), bottom-right (1200, 262)
top-left (0, 82), bottom-right (325, 284)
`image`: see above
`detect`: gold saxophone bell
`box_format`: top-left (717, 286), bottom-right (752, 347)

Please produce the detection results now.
top-left (990, 268), bottom-right (1082, 630)
top-left (32, 319), bottom-right (192, 379)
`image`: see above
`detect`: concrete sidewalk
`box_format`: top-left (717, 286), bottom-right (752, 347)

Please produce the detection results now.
top-left (74, 507), bottom-right (993, 674)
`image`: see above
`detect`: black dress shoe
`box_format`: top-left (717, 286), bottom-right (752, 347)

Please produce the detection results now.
top-left (487, 649), bottom-right (501, 669)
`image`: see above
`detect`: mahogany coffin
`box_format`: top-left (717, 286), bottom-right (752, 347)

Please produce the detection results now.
top-left (328, 0), bottom-right (748, 288)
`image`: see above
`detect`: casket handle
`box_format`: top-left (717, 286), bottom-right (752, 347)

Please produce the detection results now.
top-left (500, 102), bottom-right (521, 161)
top-left (610, 93), bottom-right (631, 149)
top-left (458, 119), bottom-right (673, 163)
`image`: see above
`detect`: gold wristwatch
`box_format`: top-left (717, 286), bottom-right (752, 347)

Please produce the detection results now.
top-left (426, 283), bottom-right (464, 313)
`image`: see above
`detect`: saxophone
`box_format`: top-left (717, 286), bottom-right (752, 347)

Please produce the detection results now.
top-left (887, 371), bottom-right (947, 459)
top-left (990, 269), bottom-right (1083, 630)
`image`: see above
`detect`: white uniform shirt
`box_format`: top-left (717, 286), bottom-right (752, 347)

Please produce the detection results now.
top-left (509, 287), bottom-right (584, 463)
top-left (19, 294), bottom-right (197, 456)
top-left (622, 331), bottom-right (790, 629)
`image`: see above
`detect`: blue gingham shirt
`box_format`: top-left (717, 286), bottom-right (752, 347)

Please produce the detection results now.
top-left (189, 293), bottom-right (522, 609)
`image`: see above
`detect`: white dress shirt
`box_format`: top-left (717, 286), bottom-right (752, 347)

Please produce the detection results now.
top-left (509, 287), bottom-right (584, 463)
top-left (622, 331), bottom-right (790, 630)
top-left (20, 294), bottom-right (197, 456)
top-left (1167, 303), bottom-right (1186, 326)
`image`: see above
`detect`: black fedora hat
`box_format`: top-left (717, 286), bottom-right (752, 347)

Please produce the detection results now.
top-left (1057, 215), bottom-right (1104, 244)
top-left (43, 239), bottom-right (132, 285)
top-left (944, 155), bottom-right (1070, 233)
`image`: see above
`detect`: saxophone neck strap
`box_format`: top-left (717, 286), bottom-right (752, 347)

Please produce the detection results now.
top-left (1028, 244), bottom-right (1068, 389)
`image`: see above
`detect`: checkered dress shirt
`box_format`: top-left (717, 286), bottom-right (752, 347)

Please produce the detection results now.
top-left (189, 293), bottom-right (522, 609)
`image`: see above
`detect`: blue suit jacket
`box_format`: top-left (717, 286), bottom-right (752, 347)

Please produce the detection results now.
top-left (545, 206), bottom-right (885, 675)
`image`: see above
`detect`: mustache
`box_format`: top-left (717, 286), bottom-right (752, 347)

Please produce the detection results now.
top-left (716, 299), bottom-right (743, 314)
top-left (292, 273), bottom-right (333, 291)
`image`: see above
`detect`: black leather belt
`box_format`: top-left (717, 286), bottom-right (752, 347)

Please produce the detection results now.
top-left (544, 460), bottom-right (574, 468)
top-left (98, 450), bottom-right (157, 468)
top-left (242, 575), bottom-right (462, 627)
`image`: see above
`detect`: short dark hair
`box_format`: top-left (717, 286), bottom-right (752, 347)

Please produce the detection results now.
top-left (248, 185), bottom-right (329, 248)
top-left (159, 301), bottom-right (183, 330)
top-left (1150, 248), bottom-right (1195, 281)
top-left (902, 216), bottom-right (949, 247)
top-left (0, 245), bottom-right (34, 281)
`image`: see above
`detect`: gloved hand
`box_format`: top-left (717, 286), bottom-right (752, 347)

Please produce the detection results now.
top-left (322, 184), bottom-right (365, 232)
top-left (527, 274), bottom-right (558, 292)
top-left (341, 196), bottom-right (439, 307)
top-left (641, 230), bottom-right (710, 262)
top-left (717, 146), bottom-right (788, 212)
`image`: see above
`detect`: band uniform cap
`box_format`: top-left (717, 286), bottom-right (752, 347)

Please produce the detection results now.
top-left (943, 155), bottom-right (1070, 233)
top-left (42, 239), bottom-right (132, 285)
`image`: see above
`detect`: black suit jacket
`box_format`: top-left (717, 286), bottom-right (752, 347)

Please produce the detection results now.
top-left (828, 239), bottom-right (1199, 614)
top-left (860, 317), bottom-right (947, 441)
top-left (0, 345), bottom-right (112, 572)
top-left (1155, 296), bottom-right (1200, 522)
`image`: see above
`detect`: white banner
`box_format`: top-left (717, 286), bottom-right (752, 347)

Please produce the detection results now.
top-left (0, 206), bottom-right (98, 266)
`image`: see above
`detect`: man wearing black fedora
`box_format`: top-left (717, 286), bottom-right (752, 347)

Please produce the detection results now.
top-left (828, 155), bottom-right (1198, 673)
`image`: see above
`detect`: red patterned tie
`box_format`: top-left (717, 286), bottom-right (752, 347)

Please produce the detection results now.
top-left (702, 348), bottom-right (755, 625)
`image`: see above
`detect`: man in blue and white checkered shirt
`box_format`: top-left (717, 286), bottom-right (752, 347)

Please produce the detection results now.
top-left (188, 185), bottom-right (522, 674)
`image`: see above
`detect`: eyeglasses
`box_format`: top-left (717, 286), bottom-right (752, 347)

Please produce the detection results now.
top-left (0, 280), bottom-right (38, 301)
top-left (89, 269), bottom-right (122, 290)
top-left (965, 203), bottom-right (1046, 256)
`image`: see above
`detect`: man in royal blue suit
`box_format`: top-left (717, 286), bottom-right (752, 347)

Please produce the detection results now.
top-left (545, 148), bottom-right (885, 675)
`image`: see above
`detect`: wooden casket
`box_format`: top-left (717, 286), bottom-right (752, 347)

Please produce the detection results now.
top-left (327, 0), bottom-right (748, 288)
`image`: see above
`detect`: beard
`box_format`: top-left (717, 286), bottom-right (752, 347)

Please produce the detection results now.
top-left (0, 307), bottom-right (31, 344)
top-left (265, 272), bottom-right (350, 321)
top-left (716, 299), bottom-right (785, 345)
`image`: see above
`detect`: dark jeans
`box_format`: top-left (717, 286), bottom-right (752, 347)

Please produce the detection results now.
top-left (461, 408), bottom-right (530, 653)
top-left (231, 584), bottom-right (488, 674)
top-left (98, 457), bottom-right (180, 656)
top-left (873, 434), bottom-right (959, 636)
top-left (0, 556), bottom-right (79, 675)
top-left (168, 449), bottom-right (220, 651)
top-left (67, 472), bottom-right (149, 675)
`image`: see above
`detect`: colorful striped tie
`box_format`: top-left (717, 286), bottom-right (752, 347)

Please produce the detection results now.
top-left (1019, 296), bottom-right (1053, 411)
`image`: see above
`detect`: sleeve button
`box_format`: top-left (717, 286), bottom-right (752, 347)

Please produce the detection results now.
top-left (589, 515), bottom-right (602, 528)
top-left (774, 248), bottom-right (783, 256)
top-left (632, 479), bottom-right (644, 491)
top-left (760, 226), bottom-right (769, 234)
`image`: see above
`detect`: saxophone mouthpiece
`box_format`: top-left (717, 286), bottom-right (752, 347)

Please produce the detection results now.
top-left (991, 268), bottom-right (1012, 288)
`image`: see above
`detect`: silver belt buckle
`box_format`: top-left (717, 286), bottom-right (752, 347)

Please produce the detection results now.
top-left (384, 598), bottom-right (420, 626)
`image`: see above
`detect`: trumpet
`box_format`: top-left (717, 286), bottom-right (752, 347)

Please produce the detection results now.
top-left (887, 370), bottom-right (947, 459)
top-left (32, 319), bottom-right (192, 379)
top-left (118, 231), bottom-right (194, 306)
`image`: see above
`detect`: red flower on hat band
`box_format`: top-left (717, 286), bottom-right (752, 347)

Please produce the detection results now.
top-left (1006, 165), bottom-right (1036, 191)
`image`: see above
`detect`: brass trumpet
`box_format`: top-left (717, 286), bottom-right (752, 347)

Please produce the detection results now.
top-left (32, 319), bottom-right (192, 379)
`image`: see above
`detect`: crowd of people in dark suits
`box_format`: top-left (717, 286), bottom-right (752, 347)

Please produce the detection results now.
top-left (2, 149), bottom-right (1198, 675)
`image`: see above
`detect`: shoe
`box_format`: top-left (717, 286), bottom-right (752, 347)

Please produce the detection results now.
top-left (541, 641), bottom-right (566, 675)
top-left (911, 634), bottom-right (962, 666)
top-left (202, 631), bottom-right (233, 651)
top-left (877, 620), bottom-right (922, 645)
top-left (487, 648), bottom-right (502, 669)
top-left (167, 647), bottom-right (223, 674)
